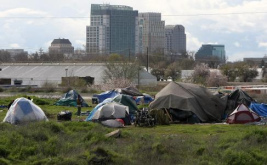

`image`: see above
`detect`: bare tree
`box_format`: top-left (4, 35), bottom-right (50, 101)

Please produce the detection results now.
top-left (0, 50), bottom-right (12, 62)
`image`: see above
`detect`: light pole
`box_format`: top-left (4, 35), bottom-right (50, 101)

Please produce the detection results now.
top-left (65, 68), bottom-right (68, 77)
top-left (65, 68), bottom-right (69, 86)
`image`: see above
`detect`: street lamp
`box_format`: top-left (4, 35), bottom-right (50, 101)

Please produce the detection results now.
top-left (65, 68), bottom-right (68, 77)
top-left (65, 68), bottom-right (69, 86)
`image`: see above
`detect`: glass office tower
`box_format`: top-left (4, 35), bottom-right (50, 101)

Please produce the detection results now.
top-left (195, 44), bottom-right (226, 63)
top-left (86, 4), bottom-right (138, 55)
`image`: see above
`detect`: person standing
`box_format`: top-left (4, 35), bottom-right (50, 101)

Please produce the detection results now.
top-left (77, 95), bottom-right (82, 116)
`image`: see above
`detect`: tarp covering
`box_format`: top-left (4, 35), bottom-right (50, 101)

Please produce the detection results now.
top-left (87, 102), bottom-right (129, 121)
top-left (113, 94), bottom-right (138, 115)
top-left (135, 93), bottom-right (154, 105)
top-left (3, 97), bottom-right (48, 124)
top-left (227, 104), bottom-right (261, 124)
top-left (101, 119), bottom-right (124, 128)
top-left (116, 86), bottom-right (143, 96)
top-left (55, 90), bottom-right (88, 107)
top-left (227, 89), bottom-right (256, 108)
top-left (249, 102), bottom-right (267, 117)
top-left (149, 82), bottom-right (227, 122)
top-left (93, 90), bottom-right (119, 103)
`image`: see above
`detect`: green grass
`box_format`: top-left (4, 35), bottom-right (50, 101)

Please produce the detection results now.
top-left (1, 96), bottom-right (267, 164)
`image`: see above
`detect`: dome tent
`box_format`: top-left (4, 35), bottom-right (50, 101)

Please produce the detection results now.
top-left (55, 90), bottom-right (89, 107)
top-left (3, 97), bottom-right (48, 124)
top-left (227, 103), bottom-right (261, 124)
top-left (88, 102), bottom-right (129, 121)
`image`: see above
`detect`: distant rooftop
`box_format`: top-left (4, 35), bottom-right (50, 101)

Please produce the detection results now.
top-left (51, 38), bottom-right (72, 45)
top-left (165, 25), bottom-right (185, 30)
top-left (91, 4), bottom-right (133, 11)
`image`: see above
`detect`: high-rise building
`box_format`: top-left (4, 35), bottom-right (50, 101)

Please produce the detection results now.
top-left (49, 38), bottom-right (74, 55)
top-left (195, 44), bottom-right (226, 64)
top-left (86, 4), bottom-right (138, 55)
top-left (165, 25), bottom-right (186, 55)
top-left (137, 13), bottom-right (165, 54)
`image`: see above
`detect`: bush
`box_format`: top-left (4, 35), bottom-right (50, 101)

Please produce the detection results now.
top-left (0, 158), bottom-right (10, 165)
top-left (150, 110), bottom-right (170, 125)
top-left (34, 98), bottom-right (50, 105)
top-left (41, 81), bottom-right (56, 93)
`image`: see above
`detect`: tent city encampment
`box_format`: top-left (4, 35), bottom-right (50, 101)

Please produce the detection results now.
top-left (3, 82), bottom-right (267, 126)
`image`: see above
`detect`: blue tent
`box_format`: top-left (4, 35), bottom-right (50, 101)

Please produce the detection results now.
top-left (249, 102), bottom-right (267, 117)
top-left (85, 98), bottom-right (113, 121)
top-left (93, 90), bottom-right (119, 103)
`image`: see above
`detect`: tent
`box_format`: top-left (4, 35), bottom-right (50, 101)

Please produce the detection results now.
top-left (92, 90), bottom-right (119, 103)
top-left (227, 104), bottom-right (261, 124)
top-left (226, 89), bottom-right (256, 110)
top-left (149, 82), bottom-right (227, 122)
top-left (55, 90), bottom-right (89, 107)
top-left (113, 94), bottom-right (139, 115)
top-left (86, 98), bottom-right (113, 121)
top-left (116, 86), bottom-right (143, 96)
top-left (87, 102), bottom-right (129, 121)
top-left (249, 102), bottom-right (267, 117)
top-left (3, 97), bottom-right (48, 124)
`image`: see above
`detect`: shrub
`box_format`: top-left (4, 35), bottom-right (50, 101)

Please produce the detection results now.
top-left (0, 145), bottom-right (10, 158)
top-left (41, 81), bottom-right (56, 93)
top-left (150, 110), bottom-right (170, 125)
top-left (0, 158), bottom-right (10, 165)
top-left (34, 98), bottom-right (50, 105)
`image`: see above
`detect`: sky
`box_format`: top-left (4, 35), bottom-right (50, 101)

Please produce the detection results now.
top-left (1, 0), bottom-right (267, 61)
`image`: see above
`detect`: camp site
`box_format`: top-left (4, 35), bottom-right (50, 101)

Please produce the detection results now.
top-left (1, 81), bottom-right (267, 165)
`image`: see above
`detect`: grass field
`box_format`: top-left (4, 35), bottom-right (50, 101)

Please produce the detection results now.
top-left (1, 95), bottom-right (267, 165)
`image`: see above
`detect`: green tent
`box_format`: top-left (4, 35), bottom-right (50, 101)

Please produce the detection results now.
top-left (55, 90), bottom-right (89, 107)
top-left (113, 94), bottom-right (138, 114)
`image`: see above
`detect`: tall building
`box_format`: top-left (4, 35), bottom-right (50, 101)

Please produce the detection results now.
top-left (165, 25), bottom-right (186, 55)
top-left (49, 38), bottom-right (74, 55)
top-left (86, 4), bottom-right (138, 55)
top-left (195, 44), bottom-right (226, 64)
top-left (137, 13), bottom-right (165, 54)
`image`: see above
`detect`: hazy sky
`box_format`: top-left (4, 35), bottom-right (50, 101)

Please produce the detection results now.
top-left (1, 0), bottom-right (267, 61)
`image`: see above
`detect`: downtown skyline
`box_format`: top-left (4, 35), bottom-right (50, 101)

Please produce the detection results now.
top-left (1, 0), bottom-right (267, 61)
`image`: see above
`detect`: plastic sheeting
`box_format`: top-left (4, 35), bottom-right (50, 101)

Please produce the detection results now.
top-left (250, 102), bottom-right (267, 117)
top-left (93, 90), bottom-right (119, 103)
top-left (3, 97), bottom-right (48, 124)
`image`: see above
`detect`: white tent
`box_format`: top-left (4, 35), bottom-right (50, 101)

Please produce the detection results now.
top-left (90, 102), bottom-right (129, 121)
top-left (3, 97), bottom-right (48, 124)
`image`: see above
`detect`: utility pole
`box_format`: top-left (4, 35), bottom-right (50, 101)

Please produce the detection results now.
top-left (128, 48), bottom-right (130, 62)
top-left (146, 47), bottom-right (149, 72)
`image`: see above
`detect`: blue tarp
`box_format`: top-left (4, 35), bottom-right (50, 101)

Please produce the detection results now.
top-left (249, 102), bottom-right (267, 117)
top-left (93, 90), bottom-right (119, 103)
top-left (135, 94), bottom-right (154, 104)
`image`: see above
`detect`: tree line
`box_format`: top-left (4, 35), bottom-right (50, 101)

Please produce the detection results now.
top-left (0, 49), bottom-right (261, 87)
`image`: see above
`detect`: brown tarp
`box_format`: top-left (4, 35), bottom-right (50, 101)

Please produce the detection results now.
top-left (149, 82), bottom-right (227, 122)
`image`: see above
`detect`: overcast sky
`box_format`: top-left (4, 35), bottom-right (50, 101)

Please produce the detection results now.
top-left (1, 0), bottom-right (267, 61)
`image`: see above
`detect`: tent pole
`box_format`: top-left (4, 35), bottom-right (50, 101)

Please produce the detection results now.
top-left (165, 108), bottom-right (173, 122)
